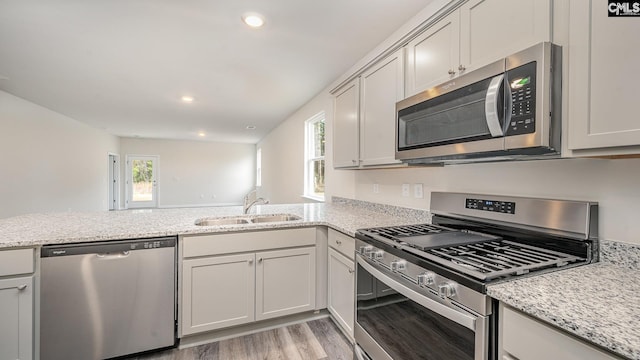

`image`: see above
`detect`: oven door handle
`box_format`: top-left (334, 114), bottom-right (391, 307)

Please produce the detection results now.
top-left (357, 256), bottom-right (477, 331)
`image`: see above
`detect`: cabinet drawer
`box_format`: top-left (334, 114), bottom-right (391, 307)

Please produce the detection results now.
top-left (0, 248), bottom-right (34, 277)
top-left (183, 227), bottom-right (316, 258)
top-left (501, 305), bottom-right (621, 360)
top-left (328, 229), bottom-right (355, 260)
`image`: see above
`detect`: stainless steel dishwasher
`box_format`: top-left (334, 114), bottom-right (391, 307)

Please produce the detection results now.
top-left (40, 237), bottom-right (177, 360)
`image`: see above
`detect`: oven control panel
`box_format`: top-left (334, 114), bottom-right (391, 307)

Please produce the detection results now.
top-left (358, 245), bottom-right (459, 300)
top-left (355, 239), bottom-right (490, 316)
top-left (466, 198), bottom-right (515, 214)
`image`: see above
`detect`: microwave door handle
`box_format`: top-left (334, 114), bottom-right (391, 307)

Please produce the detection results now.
top-left (485, 74), bottom-right (505, 137)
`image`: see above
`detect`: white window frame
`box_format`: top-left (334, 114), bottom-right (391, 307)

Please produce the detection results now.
top-left (303, 112), bottom-right (325, 201)
top-left (256, 147), bottom-right (262, 187)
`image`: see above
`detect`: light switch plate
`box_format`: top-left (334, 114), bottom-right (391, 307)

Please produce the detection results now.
top-left (414, 183), bottom-right (423, 198)
top-left (402, 183), bottom-right (410, 197)
top-left (373, 184), bottom-right (380, 194)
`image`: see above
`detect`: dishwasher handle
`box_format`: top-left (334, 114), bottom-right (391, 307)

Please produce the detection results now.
top-left (96, 251), bottom-right (131, 259)
top-left (41, 237), bottom-right (176, 257)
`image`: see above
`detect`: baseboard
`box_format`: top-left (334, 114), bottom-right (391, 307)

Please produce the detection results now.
top-left (178, 309), bottom-right (330, 349)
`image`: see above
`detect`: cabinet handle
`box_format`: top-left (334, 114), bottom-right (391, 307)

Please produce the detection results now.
top-left (248, 259), bottom-right (254, 264)
top-left (258, 258), bottom-right (263, 263)
top-left (448, 69), bottom-right (456, 75)
top-left (336, 240), bottom-right (342, 245)
top-left (17, 285), bottom-right (27, 291)
top-left (458, 64), bottom-right (466, 72)
top-left (352, 160), bottom-right (358, 164)
top-left (348, 269), bottom-right (355, 274)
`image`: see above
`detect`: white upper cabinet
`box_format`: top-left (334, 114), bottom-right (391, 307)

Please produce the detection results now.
top-left (360, 49), bottom-right (404, 167)
top-left (405, 0), bottom-right (552, 97)
top-left (333, 49), bottom-right (405, 169)
top-left (566, 0), bottom-right (640, 154)
top-left (405, 11), bottom-right (460, 97)
top-left (459, 0), bottom-right (551, 73)
top-left (333, 78), bottom-right (360, 168)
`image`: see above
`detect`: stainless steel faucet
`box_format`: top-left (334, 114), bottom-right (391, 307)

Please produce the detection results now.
top-left (243, 189), bottom-right (269, 214)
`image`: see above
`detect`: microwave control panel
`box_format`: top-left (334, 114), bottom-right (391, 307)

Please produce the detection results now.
top-left (506, 62), bottom-right (536, 136)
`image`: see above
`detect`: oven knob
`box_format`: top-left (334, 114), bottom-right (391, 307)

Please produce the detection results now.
top-left (417, 272), bottom-right (436, 287)
top-left (390, 260), bottom-right (406, 272)
top-left (359, 246), bottom-right (373, 256)
top-left (373, 250), bottom-right (384, 260)
top-left (438, 282), bottom-right (456, 299)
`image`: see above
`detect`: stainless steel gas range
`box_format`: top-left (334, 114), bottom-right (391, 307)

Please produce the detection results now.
top-left (353, 192), bottom-right (598, 360)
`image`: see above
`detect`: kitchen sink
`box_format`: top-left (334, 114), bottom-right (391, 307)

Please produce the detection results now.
top-left (194, 214), bottom-right (301, 226)
top-left (194, 217), bottom-right (250, 226)
top-left (250, 214), bottom-right (302, 223)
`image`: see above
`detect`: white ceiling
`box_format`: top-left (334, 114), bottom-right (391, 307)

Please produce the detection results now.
top-left (0, 0), bottom-right (433, 143)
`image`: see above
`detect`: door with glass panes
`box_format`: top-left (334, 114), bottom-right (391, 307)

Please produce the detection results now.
top-left (126, 155), bottom-right (158, 208)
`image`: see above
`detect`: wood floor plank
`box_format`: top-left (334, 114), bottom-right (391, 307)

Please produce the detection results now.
top-left (307, 318), bottom-right (353, 360)
top-left (128, 318), bottom-right (352, 360)
top-left (286, 323), bottom-right (327, 360)
top-left (219, 334), bottom-right (250, 360)
top-left (273, 326), bottom-right (303, 360)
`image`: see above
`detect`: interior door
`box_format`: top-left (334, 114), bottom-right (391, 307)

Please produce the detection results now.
top-left (126, 155), bottom-right (158, 208)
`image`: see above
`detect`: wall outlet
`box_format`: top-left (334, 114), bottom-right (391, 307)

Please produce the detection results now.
top-left (373, 183), bottom-right (380, 194)
top-left (402, 183), bottom-right (410, 197)
top-left (414, 183), bottom-right (424, 199)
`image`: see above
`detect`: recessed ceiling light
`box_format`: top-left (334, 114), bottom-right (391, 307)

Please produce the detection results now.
top-left (181, 95), bottom-right (194, 103)
top-left (246, 125), bottom-right (256, 130)
top-left (198, 131), bottom-right (206, 137)
top-left (242, 13), bottom-right (265, 28)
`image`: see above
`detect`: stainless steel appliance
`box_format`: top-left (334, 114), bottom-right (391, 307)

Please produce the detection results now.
top-left (396, 42), bottom-right (561, 164)
top-left (41, 237), bottom-right (177, 360)
top-left (354, 192), bottom-right (598, 360)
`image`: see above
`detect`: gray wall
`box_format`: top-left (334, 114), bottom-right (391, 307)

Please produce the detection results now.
top-left (120, 138), bottom-right (255, 207)
top-left (0, 90), bottom-right (120, 218)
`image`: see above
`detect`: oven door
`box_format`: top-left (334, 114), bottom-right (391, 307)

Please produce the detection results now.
top-left (354, 255), bottom-right (488, 360)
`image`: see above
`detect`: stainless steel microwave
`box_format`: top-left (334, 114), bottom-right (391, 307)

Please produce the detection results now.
top-left (396, 42), bottom-right (561, 164)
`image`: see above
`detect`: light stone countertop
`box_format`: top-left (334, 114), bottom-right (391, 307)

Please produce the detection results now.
top-left (4, 199), bottom-right (639, 359)
top-left (0, 200), bottom-right (429, 248)
top-left (487, 240), bottom-right (640, 360)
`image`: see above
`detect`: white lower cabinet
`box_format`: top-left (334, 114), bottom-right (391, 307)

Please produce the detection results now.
top-left (181, 253), bottom-right (256, 335)
top-left (0, 276), bottom-right (33, 360)
top-left (256, 247), bottom-right (316, 321)
top-left (500, 304), bottom-right (622, 360)
top-left (180, 228), bottom-right (318, 337)
top-left (327, 248), bottom-right (354, 338)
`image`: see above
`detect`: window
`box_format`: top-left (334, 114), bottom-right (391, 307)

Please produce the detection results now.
top-left (304, 112), bottom-right (325, 201)
top-left (256, 147), bottom-right (262, 187)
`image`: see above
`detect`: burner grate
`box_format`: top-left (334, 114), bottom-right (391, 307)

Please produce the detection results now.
top-left (358, 224), bottom-right (449, 242)
top-left (421, 240), bottom-right (584, 280)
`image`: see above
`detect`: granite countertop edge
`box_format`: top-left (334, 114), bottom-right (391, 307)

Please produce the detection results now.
top-left (0, 201), bottom-right (430, 249)
top-left (487, 259), bottom-right (640, 360)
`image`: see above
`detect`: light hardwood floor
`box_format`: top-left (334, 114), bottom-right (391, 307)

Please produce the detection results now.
top-left (128, 318), bottom-right (353, 360)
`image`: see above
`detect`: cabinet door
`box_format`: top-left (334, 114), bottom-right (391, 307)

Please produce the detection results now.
top-left (333, 78), bottom-right (360, 168)
top-left (181, 253), bottom-right (255, 335)
top-left (500, 305), bottom-right (621, 360)
top-left (459, 0), bottom-right (551, 73)
top-left (327, 248), bottom-right (355, 339)
top-left (405, 10), bottom-right (460, 96)
top-left (0, 277), bottom-right (32, 360)
top-left (567, 0), bottom-right (640, 152)
top-left (256, 247), bottom-right (316, 321)
top-left (360, 49), bottom-right (404, 167)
